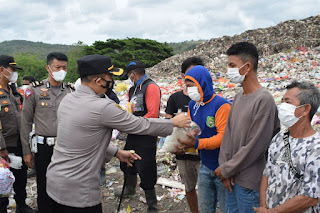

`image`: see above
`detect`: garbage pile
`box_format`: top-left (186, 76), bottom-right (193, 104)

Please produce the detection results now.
top-left (147, 15), bottom-right (320, 77)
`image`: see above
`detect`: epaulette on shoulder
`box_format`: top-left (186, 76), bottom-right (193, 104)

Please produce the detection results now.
top-left (31, 81), bottom-right (44, 87)
top-left (65, 82), bottom-right (75, 91)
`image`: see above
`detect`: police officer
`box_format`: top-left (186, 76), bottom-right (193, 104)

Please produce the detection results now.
top-left (0, 55), bottom-right (37, 213)
top-left (45, 55), bottom-right (190, 213)
top-left (20, 52), bottom-right (74, 213)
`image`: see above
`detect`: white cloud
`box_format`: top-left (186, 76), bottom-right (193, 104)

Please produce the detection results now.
top-left (0, 0), bottom-right (318, 45)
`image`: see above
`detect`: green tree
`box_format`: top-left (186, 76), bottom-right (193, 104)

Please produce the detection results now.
top-left (65, 44), bottom-right (86, 83)
top-left (82, 38), bottom-right (174, 69)
top-left (14, 53), bottom-right (47, 85)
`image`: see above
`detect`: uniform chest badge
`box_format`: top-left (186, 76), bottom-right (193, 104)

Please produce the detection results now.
top-left (41, 102), bottom-right (45, 106)
top-left (2, 101), bottom-right (8, 105)
top-left (40, 88), bottom-right (48, 92)
top-left (40, 92), bottom-right (49, 97)
top-left (4, 107), bottom-right (9, 112)
top-left (206, 116), bottom-right (215, 128)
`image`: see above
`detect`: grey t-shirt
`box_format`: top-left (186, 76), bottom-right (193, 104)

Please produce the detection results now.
top-left (264, 131), bottom-right (320, 212)
top-left (219, 87), bottom-right (280, 191)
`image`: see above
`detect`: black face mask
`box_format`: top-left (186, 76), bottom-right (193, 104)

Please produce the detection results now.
top-left (98, 78), bottom-right (113, 89)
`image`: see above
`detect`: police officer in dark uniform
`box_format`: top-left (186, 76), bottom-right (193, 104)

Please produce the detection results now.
top-left (20, 53), bottom-right (74, 213)
top-left (0, 55), bottom-right (37, 213)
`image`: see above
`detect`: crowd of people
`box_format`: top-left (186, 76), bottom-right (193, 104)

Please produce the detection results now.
top-left (0, 41), bottom-right (320, 213)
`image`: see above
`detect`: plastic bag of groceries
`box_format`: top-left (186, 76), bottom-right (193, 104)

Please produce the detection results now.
top-left (159, 121), bottom-right (201, 154)
top-left (0, 157), bottom-right (15, 197)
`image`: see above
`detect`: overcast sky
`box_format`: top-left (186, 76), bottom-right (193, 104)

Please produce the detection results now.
top-left (0, 0), bottom-right (318, 45)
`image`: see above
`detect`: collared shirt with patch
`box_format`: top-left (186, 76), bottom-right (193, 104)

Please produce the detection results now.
top-left (0, 86), bottom-right (21, 147)
top-left (20, 79), bottom-right (74, 155)
top-left (264, 131), bottom-right (320, 212)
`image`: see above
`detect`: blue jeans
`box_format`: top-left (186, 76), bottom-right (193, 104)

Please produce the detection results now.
top-left (226, 183), bottom-right (259, 213)
top-left (198, 163), bottom-right (226, 213)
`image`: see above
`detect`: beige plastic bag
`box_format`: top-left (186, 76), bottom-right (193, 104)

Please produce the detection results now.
top-left (159, 121), bottom-right (201, 154)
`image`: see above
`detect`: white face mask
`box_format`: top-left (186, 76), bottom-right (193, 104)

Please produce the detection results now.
top-left (21, 85), bottom-right (30, 92)
top-left (278, 103), bottom-right (304, 128)
top-left (226, 63), bottom-right (248, 83)
top-left (187, 86), bottom-right (201, 102)
top-left (52, 70), bottom-right (67, 82)
top-left (4, 68), bottom-right (18, 83)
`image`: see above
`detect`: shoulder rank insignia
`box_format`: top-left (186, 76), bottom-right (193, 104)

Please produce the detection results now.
top-left (25, 88), bottom-right (34, 99)
top-left (115, 103), bottom-right (124, 111)
top-left (31, 81), bottom-right (44, 87)
top-left (65, 82), bottom-right (75, 91)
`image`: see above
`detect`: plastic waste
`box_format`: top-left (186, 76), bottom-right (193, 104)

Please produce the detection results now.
top-left (159, 121), bottom-right (201, 154)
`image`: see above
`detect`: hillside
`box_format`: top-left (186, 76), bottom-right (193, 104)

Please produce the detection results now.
top-left (0, 39), bottom-right (204, 59)
top-left (0, 40), bottom-right (74, 59)
top-left (168, 40), bottom-right (207, 54)
top-left (147, 15), bottom-right (320, 76)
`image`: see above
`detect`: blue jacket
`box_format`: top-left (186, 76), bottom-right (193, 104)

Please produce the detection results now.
top-left (185, 65), bottom-right (231, 171)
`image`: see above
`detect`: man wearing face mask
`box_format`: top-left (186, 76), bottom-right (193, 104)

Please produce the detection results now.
top-left (214, 42), bottom-right (280, 213)
top-left (114, 60), bottom-right (161, 212)
top-left (20, 52), bottom-right (74, 213)
top-left (254, 81), bottom-right (320, 213)
top-left (178, 65), bottom-right (231, 213)
top-left (165, 57), bottom-right (203, 213)
top-left (45, 55), bottom-right (190, 212)
top-left (0, 55), bottom-right (37, 213)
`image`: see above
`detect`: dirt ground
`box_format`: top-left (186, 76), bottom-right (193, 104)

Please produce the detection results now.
top-left (101, 156), bottom-right (193, 213)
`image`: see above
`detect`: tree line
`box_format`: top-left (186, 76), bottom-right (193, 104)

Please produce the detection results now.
top-left (7, 38), bottom-right (174, 85)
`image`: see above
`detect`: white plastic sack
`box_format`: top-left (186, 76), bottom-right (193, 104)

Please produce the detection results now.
top-left (159, 121), bottom-right (201, 154)
top-left (8, 154), bottom-right (23, 170)
top-left (0, 158), bottom-right (15, 197)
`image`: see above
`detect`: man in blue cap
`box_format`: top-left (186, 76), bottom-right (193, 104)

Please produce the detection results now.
top-left (115, 60), bottom-right (161, 212)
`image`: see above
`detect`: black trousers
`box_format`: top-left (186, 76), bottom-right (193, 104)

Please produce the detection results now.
top-left (52, 199), bottom-right (102, 213)
top-left (0, 145), bottom-right (28, 212)
top-left (120, 134), bottom-right (157, 190)
top-left (35, 143), bottom-right (54, 213)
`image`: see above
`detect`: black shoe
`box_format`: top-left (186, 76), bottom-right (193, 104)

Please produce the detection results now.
top-left (16, 205), bottom-right (38, 213)
top-left (145, 189), bottom-right (158, 213)
top-left (114, 174), bottom-right (137, 198)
